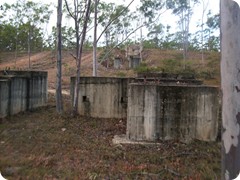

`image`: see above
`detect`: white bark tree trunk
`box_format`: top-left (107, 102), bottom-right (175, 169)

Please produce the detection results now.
top-left (93, 0), bottom-right (98, 76)
top-left (56, 0), bottom-right (63, 114)
top-left (221, 0), bottom-right (240, 179)
top-left (72, 0), bottom-right (92, 116)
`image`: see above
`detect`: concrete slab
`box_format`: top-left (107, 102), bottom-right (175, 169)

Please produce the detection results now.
top-left (112, 134), bottom-right (161, 145)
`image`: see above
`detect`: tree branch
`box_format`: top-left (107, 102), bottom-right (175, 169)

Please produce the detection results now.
top-left (97, 0), bottom-right (135, 43)
top-left (99, 23), bottom-right (145, 62)
top-left (99, 7), bottom-right (167, 62)
top-left (64, 0), bottom-right (75, 19)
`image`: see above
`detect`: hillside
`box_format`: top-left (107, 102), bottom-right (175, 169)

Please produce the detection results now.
top-left (0, 49), bottom-right (220, 90)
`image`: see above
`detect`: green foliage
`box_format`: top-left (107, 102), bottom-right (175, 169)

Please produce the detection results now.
top-left (197, 70), bottom-right (214, 79)
top-left (115, 72), bottom-right (126, 77)
top-left (206, 12), bottom-right (220, 30)
top-left (0, 23), bottom-right (44, 52)
top-left (134, 62), bottom-right (150, 73)
top-left (98, 1), bottom-right (132, 48)
top-left (134, 62), bottom-right (161, 73)
top-left (179, 62), bottom-right (196, 77)
top-left (139, 0), bottom-right (164, 23)
top-left (0, 1), bottom-right (53, 52)
top-left (161, 59), bottom-right (181, 73)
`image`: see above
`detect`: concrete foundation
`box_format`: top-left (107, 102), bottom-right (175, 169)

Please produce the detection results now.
top-left (0, 70), bottom-right (48, 118)
top-left (126, 84), bottom-right (219, 142)
top-left (71, 77), bottom-right (133, 118)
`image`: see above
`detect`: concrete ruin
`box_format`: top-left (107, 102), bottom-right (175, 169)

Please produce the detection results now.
top-left (114, 57), bottom-right (122, 69)
top-left (71, 74), bottom-right (219, 142)
top-left (0, 70), bottom-right (48, 118)
top-left (127, 84), bottom-right (219, 142)
top-left (71, 77), bottom-right (133, 118)
top-left (125, 44), bottom-right (142, 68)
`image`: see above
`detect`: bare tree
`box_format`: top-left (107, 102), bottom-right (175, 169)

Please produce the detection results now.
top-left (56, 0), bottom-right (63, 114)
top-left (65, 0), bottom-right (92, 116)
top-left (167, 0), bottom-right (199, 64)
top-left (200, 0), bottom-right (209, 65)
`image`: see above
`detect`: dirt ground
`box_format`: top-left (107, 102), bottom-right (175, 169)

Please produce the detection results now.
top-left (0, 93), bottom-right (221, 179)
top-left (0, 50), bottom-right (221, 179)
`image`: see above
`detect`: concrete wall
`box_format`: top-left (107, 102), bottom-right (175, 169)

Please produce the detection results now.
top-left (28, 71), bottom-right (48, 109)
top-left (9, 76), bottom-right (28, 115)
top-left (114, 58), bottom-right (122, 69)
top-left (129, 57), bottom-right (140, 69)
top-left (126, 84), bottom-right (219, 142)
top-left (71, 77), bottom-right (133, 118)
top-left (0, 80), bottom-right (10, 118)
top-left (0, 71), bottom-right (48, 118)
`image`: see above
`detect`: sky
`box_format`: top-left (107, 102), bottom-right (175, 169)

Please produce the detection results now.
top-left (0, 0), bottom-right (220, 41)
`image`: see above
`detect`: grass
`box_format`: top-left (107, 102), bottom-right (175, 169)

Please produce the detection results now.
top-left (0, 94), bottom-right (221, 179)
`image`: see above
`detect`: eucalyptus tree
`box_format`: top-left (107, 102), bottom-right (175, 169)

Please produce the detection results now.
top-left (21, 1), bottom-right (52, 68)
top-left (1, 1), bottom-right (53, 67)
top-left (92, 0), bottom-right (134, 75)
top-left (200, 0), bottom-right (209, 64)
top-left (139, 0), bottom-right (166, 43)
top-left (167, 0), bottom-right (199, 63)
top-left (147, 23), bottom-right (165, 48)
top-left (56, 0), bottom-right (63, 114)
top-left (206, 11), bottom-right (220, 51)
top-left (64, 0), bottom-right (92, 116)
top-left (139, 0), bottom-right (166, 23)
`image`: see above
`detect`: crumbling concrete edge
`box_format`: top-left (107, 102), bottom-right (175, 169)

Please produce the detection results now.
top-left (112, 134), bottom-right (161, 145)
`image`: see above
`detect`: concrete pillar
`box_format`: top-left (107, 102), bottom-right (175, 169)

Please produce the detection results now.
top-left (114, 57), bottom-right (121, 69)
top-left (221, 0), bottom-right (240, 179)
top-left (129, 57), bottom-right (140, 69)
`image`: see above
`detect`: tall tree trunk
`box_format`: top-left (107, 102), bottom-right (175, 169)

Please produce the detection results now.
top-left (56, 0), bottom-right (63, 114)
top-left (201, 0), bottom-right (209, 66)
top-left (221, 0), bottom-right (240, 179)
top-left (72, 0), bottom-right (92, 116)
top-left (15, 31), bottom-right (18, 67)
top-left (93, 0), bottom-right (98, 76)
top-left (28, 26), bottom-right (31, 69)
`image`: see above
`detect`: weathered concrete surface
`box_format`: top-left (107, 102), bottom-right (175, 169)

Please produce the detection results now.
top-left (0, 80), bottom-right (9, 118)
top-left (112, 135), bottom-right (161, 145)
top-left (71, 77), bottom-right (133, 118)
top-left (0, 70), bottom-right (48, 117)
top-left (114, 58), bottom-right (122, 69)
top-left (9, 76), bottom-right (28, 115)
top-left (127, 84), bottom-right (219, 142)
top-left (129, 57), bottom-right (140, 69)
top-left (28, 71), bottom-right (48, 109)
top-left (0, 71), bottom-right (48, 110)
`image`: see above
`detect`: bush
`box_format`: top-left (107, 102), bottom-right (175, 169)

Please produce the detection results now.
top-left (161, 59), bottom-right (181, 73)
top-left (134, 62), bottom-right (161, 73)
top-left (197, 69), bottom-right (215, 79)
top-left (115, 72), bottom-right (126, 77)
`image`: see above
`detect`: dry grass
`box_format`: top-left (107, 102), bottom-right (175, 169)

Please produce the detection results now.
top-left (0, 49), bottom-right (221, 179)
top-left (0, 94), bottom-right (221, 179)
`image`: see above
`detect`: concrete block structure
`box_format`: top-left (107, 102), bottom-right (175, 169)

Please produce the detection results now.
top-left (0, 70), bottom-right (48, 118)
top-left (125, 44), bottom-right (142, 69)
top-left (129, 57), bottom-right (140, 69)
top-left (71, 77), bottom-right (133, 118)
top-left (126, 84), bottom-right (219, 142)
top-left (114, 57), bottom-right (122, 69)
top-left (71, 75), bottom-right (219, 142)
top-left (0, 79), bottom-right (10, 118)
